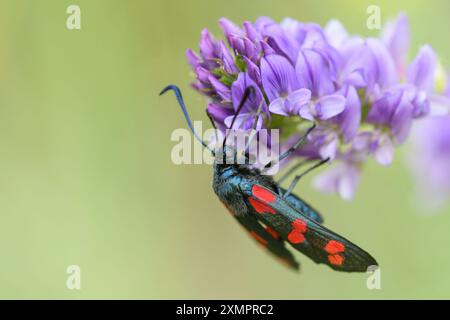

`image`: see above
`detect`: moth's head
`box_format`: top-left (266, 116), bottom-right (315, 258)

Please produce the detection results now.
top-left (213, 145), bottom-right (238, 165)
top-left (213, 144), bottom-right (257, 170)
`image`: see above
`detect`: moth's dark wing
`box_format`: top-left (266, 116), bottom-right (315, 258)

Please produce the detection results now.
top-left (233, 213), bottom-right (300, 271)
top-left (279, 187), bottom-right (324, 224)
top-left (241, 183), bottom-right (378, 272)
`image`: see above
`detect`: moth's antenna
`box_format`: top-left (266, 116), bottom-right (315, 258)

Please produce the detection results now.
top-left (160, 85), bottom-right (214, 154)
top-left (205, 109), bottom-right (220, 155)
top-left (223, 86), bottom-right (254, 150)
top-left (206, 110), bottom-right (219, 144)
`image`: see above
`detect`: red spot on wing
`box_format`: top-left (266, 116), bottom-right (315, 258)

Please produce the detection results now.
top-left (250, 231), bottom-right (268, 246)
top-left (325, 240), bottom-right (345, 266)
top-left (292, 219), bottom-right (307, 233)
top-left (248, 197), bottom-right (276, 214)
top-left (288, 219), bottom-right (307, 244)
top-left (265, 226), bottom-right (280, 240)
top-left (252, 185), bottom-right (276, 203)
top-left (325, 240), bottom-right (345, 254)
top-left (328, 254), bottom-right (344, 266)
top-left (288, 231), bottom-right (305, 244)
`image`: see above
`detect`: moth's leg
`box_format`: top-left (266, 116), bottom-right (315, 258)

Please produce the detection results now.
top-left (244, 103), bottom-right (264, 162)
top-left (282, 158), bottom-right (330, 198)
top-left (228, 106), bottom-right (261, 164)
top-left (263, 124), bottom-right (316, 171)
top-left (277, 159), bottom-right (312, 185)
top-left (217, 87), bottom-right (255, 164)
top-left (223, 87), bottom-right (254, 149)
top-left (275, 159), bottom-right (310, 196)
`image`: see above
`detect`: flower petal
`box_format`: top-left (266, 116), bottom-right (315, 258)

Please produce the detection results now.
top-left (319, 135), bottom-right (339, 160)
top-left (299, 102), bottom-right (315, 121)
top-left (391, 91), bottom-right (413, 143)
top-left (407, 45), bottom-right (436, 93)
top-left (185, 49), bottom-right (200, 69)
top-left (262, 24), bottom-right (299, 63)
top-left (366, 38), bottom-right (398, 89)
top-left (429, 94), bottom-right (450, 116)
top-left (335, 86), bottom-right (361, 142)
top-left (367, 92), bottom-right (393, 125)
top-left (199, 28), bottom-right (217, 60)
top-left (261, 55), bottom-right (298, 101)
top-left (296, 49), bottom-right (334, 96)
top-left (315, 94), bottom-right (346, 120)
top-left (243, 21), bottom-right (261, 43)
top-left (195, 66), bottom-right (211, 82)
top-left (260, 41), bottom-right (276, 56)
top-left (381, 13), bottom-right (410, 73)
top-left (344, 68), bottom-right (366, 87)
top-left (218, 41), bottom-right (237, 73)
top-left (324, 19), bottom-right (349, 49)
top-left (219, 18), bottom-right (244, 53)
top-left (374, 135), bottom-right (394, 166)
top-left (208, 75), bottom-right (231, 101)
top-left (313, 162), bottom-right (359, 200)
top-left (407, 115), bottom-right (450, 210)
top-left (338, 166), bottom-right (359, 200)
top-left (287, 88), bottom-right (311, 114)
top-left (231, 72), bottom-right (263, 112)
top-left (243, 56), bottom-right (261, 84)
top-left (269, 98), bottom-right (289, 116)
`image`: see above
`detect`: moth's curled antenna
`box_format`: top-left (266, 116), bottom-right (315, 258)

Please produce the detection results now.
top-left (160, 85), bottom-right (214, 154)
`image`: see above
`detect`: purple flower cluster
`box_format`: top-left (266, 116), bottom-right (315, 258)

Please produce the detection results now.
top-left (186, 14), bottom-right (450, 200)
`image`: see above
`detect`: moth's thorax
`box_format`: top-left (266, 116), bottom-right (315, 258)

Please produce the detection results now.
top-left (213, 162), bottom-right (256, 184)
top-left (212, 163), bottom-right (246, 194)
top-left (212, 162), bottom-right (278, 217)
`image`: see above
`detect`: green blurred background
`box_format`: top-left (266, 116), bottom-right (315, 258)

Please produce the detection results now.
top-left (0, 0), bottom-right (450, 299)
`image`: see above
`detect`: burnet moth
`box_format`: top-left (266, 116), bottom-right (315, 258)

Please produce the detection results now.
top-left (160, 85), bottom-right (378, 272)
